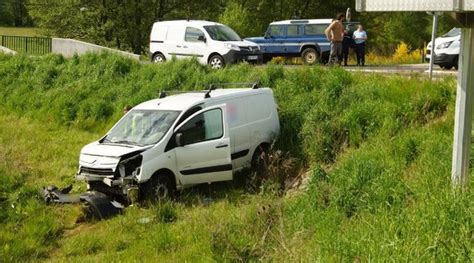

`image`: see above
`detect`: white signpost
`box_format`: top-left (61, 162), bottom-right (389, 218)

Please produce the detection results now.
top-left (356, 0), bottom-right (474, 188)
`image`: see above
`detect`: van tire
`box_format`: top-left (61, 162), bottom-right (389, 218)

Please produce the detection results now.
top-left (251, 144), bottom-right (270, 172)
top-left (209, 54), bottom-right (225, 69)
top-left (301, 48), bottom-right (319, 65)
top-left (142, 173), bottom-right (176, 202)
top-left (152, 53), bottom-right (166, 63)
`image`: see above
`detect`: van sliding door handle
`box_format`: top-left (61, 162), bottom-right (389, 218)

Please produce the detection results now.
top-left (176, 45), bottom-right (182, 48)
top-left (216, 144), bottom-right (228, 148)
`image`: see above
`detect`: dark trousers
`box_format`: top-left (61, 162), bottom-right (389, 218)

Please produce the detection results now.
top-left (355, 43), bottom-right (365, 66)
top-left (342, 45), bottom-right (350, 65)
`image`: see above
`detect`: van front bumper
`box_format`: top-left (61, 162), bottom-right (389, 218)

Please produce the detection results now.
top-left (433, 53), bottom-right (457, 65)
top-left (223, 50), bottom-right (263, 64)
top-left (425, 53), bottom-right (457, 65)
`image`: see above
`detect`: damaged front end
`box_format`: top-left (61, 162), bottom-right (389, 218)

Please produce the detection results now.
top-left (41, 185), bottom-right (124, 220)
top-left (76, 148), bottom-right (146, 200)
top-left (41, 149), bottom-right (146, 220)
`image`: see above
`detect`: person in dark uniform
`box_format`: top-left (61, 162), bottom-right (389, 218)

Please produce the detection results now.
top-left (342, 27), bottom-right (355, 66)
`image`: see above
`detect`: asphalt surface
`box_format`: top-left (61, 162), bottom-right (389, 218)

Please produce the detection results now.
top-left (279, 63), bottom-right (458, 77)
top-left (143, 59), bottom-right (458, 78)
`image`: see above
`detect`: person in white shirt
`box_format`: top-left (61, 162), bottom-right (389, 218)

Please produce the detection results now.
top-left (353, 24), bottom-right (367, 66)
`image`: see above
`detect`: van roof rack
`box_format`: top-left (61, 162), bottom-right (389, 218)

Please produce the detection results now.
top-left (158, 81), bottom-right (261, 99)
top-left (204, 81), bottom-right (260, 98)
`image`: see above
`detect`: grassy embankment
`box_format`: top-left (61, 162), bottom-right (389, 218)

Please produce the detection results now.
top-left (0, 27), bottom-right (43, 37)
top-left (0, 53), bottom-right (471, 262)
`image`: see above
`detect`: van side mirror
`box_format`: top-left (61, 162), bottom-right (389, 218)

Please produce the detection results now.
top-left (198, 35), bottom-right (206, 43)
top-left (264, 32), bottom-right (270, 39)
top-left (175, 132), bottom-right (184, 147)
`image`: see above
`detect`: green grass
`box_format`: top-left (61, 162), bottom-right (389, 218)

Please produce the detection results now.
top-left (0, 27), bottom-right (44, 37)
top-left (0, 53), bottom-right (471, 261)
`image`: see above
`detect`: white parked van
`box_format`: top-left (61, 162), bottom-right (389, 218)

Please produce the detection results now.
top-left (426, 27), bottom-right (460, 70)
top-left (149, 20), bottom-right (262, 68)
top-left (76, 86), bottom-right (280, 200)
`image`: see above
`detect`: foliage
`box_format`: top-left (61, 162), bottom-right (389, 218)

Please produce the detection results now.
top-left (0, 0), bottom-right (32, 27)
top-left (20, 0), bottom-right (458, 55)
top-left (27, 0), bottom-right (220, 54)
top-left (0, 53), bottom-right (470, 261)
top-left (361, 41), bottom-right (423, 65)
top-left (218, 3), bottom-right (257, 38)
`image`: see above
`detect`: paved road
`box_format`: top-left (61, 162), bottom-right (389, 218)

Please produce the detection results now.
top-left (144, 59), bottom-right (458, 78)
top-left (277, 63), bottom-right (458, 77)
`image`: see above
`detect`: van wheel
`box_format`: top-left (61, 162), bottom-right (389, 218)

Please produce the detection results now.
top-left (444, 65), bottom-right (453, 70)
top-left (143, 174), bottom-right (176, 202)
top-left (152, 53), bottom-right (166, 63)
top-left (209, 55), bottom-right (225, 69)
top-left (251, 144), bottom-right (269, 172)
top-left (454, 56), bottom-right (459, 70)
top-left (301, 48), bottom-right (319, 65)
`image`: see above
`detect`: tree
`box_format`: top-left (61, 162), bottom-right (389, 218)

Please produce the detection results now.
top-left (0, 0), bottom-right (32, 26)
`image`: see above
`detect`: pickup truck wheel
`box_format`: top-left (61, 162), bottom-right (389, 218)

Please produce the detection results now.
top-left (209, 55), bottom-right (225, 69)
top-left (143, 175), bottom-right (176, 202)
top-left (301, 48), bottom-right (318, 65)
top-left (152, 53), bottom-right (166, 63)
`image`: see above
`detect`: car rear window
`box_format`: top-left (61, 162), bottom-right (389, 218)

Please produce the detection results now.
top-left (304, 24), bottom-right (328, 35)
top-left (287, 25), bottom-right (300, 37)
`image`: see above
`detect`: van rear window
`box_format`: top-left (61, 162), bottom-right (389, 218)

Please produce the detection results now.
top-left (304, 24), bottom-right (328, 35)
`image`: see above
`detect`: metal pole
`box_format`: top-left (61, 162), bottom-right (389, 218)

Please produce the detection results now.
top-left (451, 27), bottom-right (474, 188)
top-left (428, 13), bottom-right (439, 80)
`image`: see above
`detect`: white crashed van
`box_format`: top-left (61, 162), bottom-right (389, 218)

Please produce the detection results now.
top-left (149, 20), bottom-right (262, 68)
top-left (76, 85), bottom-right (280, 200)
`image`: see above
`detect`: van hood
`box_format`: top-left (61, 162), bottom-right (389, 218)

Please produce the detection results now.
top-left (427, 35), bottom-right (460, 49)
top-left (225, 40), bottom-right (259, 47)
top-left (79, 142), bottom-right (149, 170)
top-left (81, 142), bottom-right (148, 158)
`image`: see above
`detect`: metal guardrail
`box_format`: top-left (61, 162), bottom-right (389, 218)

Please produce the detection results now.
top-left (0, 35), bottom-right (52, 55)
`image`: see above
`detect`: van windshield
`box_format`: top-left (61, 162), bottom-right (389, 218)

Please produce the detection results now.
top-left (442, 28), bottom-right (460, 37)
top-left (103, 110), bottom-right (180, 146)
top-left (204, 25), bottom-right (242, 41)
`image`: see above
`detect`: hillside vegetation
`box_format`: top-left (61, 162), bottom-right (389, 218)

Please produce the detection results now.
top-left (0, 53), bottom-right (471, 262)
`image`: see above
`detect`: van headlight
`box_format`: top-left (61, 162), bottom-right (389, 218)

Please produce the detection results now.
top-left (437, 41), bottom-right (453, 49)
top-left (116, 154), bottom-right (143, 178)
top-left (225, 43), bottom-right (240, 51)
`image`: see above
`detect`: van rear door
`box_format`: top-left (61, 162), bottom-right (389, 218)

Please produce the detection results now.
top-left (173, 105), bottom-right (233, 184)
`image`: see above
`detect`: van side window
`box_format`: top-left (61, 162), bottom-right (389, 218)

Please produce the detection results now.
top-left (176, 106), bottom-right (202, 126)
top-left (185, 27), bottom-right (205, 42)
top-left (286, 25), bottom-right (300, 37)
top-left (268, 25), bottom-right (285, 37)
top-left (179, 108), bottom-right (223, 145)
top-left (304, 24), bottom-right (328, 35)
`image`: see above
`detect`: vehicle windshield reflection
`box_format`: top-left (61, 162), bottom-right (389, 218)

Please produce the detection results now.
top-left (103, 110), bottom-right (180, 146)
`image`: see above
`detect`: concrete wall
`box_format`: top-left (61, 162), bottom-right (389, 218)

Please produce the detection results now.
top-left (52, 38), bottom-right (140, 60)
top-left (0, 45), bottom-right (17, 55)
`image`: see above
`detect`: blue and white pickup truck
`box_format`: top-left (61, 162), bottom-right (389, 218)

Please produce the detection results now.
top-left (246, 19), bottom-right (359, 64)
top-left (245, 19), bottom-right (333, 64)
